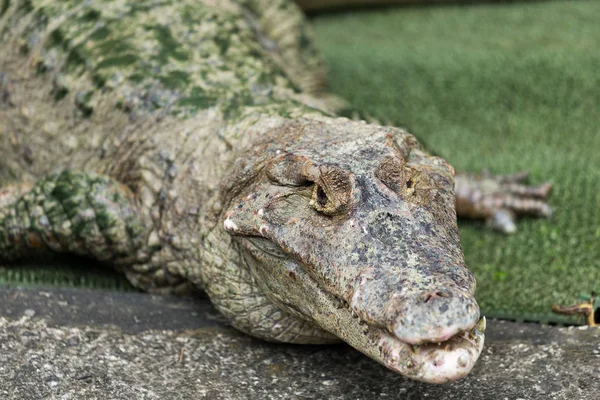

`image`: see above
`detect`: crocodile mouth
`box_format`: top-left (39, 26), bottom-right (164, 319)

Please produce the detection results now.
top-left (237, 235), bottom-right (485, 383)
top-left (377, 316), bottom-right (486, 383)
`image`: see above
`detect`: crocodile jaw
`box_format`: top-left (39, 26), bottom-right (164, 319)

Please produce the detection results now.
top-left (237, 232), bottom-right (485, 383)
top-left (377, 317), bottom-right (486, 383)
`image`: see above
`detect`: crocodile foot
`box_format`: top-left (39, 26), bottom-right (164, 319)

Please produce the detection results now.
top-left (454, 170), bottom-right (552, 233)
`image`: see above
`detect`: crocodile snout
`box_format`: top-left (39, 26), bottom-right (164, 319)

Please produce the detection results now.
top-left (348, 262), bottom-right (479, 346)
top-left (389, 287), bottom-right (480, 345)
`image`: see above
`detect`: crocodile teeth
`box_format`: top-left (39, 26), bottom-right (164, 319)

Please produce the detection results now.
top-left (475, 316), bottom-right (486, 333)
top-left (470, 316), bottom-right (486, 340)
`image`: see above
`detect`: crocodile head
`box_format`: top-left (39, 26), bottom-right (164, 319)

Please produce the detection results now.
top-left (223, 117), bottom-right (484, 383)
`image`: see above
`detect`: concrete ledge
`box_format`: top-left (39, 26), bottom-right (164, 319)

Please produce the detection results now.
top-left (0, 287), bottom-right (598, 399)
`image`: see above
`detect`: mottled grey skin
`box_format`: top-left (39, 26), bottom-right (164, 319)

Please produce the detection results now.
top-left (0, 0), bottom-right (549, 383)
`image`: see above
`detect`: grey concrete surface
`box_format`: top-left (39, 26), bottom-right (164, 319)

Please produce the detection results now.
top-left (0, 287), bottom-right (598, 399)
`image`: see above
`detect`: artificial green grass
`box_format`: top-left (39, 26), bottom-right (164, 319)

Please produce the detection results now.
top-left (1, 0), bottom-right (598, 323)
top-left (0, 256), bottom-right (136, 291)
top-left (312, 0), bottom-right (600, 322)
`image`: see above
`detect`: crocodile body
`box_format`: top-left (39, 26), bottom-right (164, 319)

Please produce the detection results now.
top-left (0, 0), bottom-right (551, 383)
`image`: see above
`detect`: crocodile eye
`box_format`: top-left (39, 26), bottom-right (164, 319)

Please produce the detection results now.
top-left (311, 184), bottom-right (334, 214)
top-left (316, 185), bottom-right (328, 207)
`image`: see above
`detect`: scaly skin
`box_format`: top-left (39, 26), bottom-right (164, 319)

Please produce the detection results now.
top-left (0, 0), bottom-right (550, 383)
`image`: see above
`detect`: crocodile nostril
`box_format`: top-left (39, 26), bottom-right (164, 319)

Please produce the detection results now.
top-left (422, 289), bottom-right (451, 303)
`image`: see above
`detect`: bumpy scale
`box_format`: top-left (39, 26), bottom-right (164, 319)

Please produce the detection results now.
top-left (0, 0), bottom-right (551, 383)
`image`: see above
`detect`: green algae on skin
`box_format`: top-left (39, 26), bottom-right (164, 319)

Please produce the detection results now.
top-left (9, 0), bottom-right (299, 118)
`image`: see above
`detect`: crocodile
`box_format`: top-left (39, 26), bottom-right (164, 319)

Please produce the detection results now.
top-left (0, 0), bottom-right (553, 383)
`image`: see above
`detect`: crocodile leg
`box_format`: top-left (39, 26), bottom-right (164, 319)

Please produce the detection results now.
top-left (0, 170), bottom-right (192, 295)
top-left (455, 170), bottom-right (553, 233)
top-left (245, 0), bottom-right (327, 95)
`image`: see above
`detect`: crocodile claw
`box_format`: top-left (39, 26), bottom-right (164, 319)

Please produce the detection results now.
top-left (455, 170), bottom-right (552, 233)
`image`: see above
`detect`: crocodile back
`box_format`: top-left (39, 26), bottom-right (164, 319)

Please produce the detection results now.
top-left (0, 0), bottom-right (310, 183)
